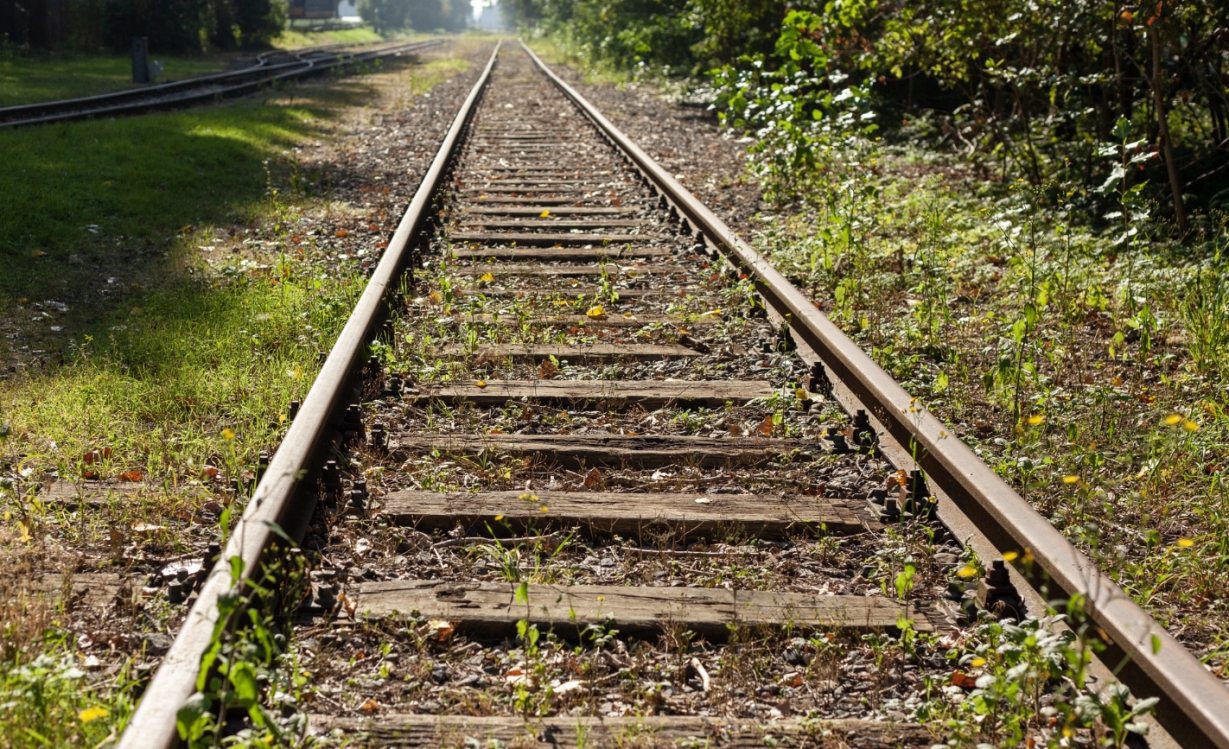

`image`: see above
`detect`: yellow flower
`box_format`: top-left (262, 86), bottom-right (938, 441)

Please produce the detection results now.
top-left (1002, 551), bottom-right (1019, 562)
top-left (1182, 420), bottom-right (1200, 432)
top-left (494, 515), bottom-right (504, 521)
top-left (586, 305), bottom-right (605, 319)
top-left (476, 380), bottom-right (487, 388)
top-left (956, 565), bottom-right (978, 579)
top-left (539, 505), bottom-right (549, 512)
top-left (518, 492), bottom-right (538, 501)
top-left (539, 210), bottom-right (551, 217)
top-left (1176, 538), bottom-right (1195, 548)
top-left (1026, 414), bottom-right (1044, 425)
top-left (221, 428), bottom-right (235, 440)
top-left (78, 706), bottom-right (109, 723)
top-left (1164, 414), bottom-right (1183, 426)
top-left (970, 657), bottom-right (987, 668)
top-left (479, 272), bottom-right (495, 283)
top-left (1062, 475), bottom-right (1079, 484)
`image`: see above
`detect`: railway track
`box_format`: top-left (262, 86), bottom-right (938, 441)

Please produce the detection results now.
top-left (116, 42), bottom-right (1229, 748)
top-left (0, 39), bottom-right (444, 128)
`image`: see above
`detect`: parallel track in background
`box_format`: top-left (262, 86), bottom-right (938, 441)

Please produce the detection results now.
top-left (116, 42), bottom-right (1229, 749)
top-left (0, 39), bottom-right (444, 128)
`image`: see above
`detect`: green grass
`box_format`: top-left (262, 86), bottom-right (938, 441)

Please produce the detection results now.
top-left (0, 52), bottom-right (239, 107)
top-left (0, 54), bottom-right (470, 745)
top-left (272, 25), bottom-right (390, 49)
top-left (753, 146), bottom-right (1229, 674)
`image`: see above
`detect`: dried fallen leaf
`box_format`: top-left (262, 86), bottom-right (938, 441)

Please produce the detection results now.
top-left (118, 469), bottom-right (144, 482)
top-left (586, 304), bottom-right (606, 319)
top-left (538, 359), bottom-right (558, 379)
top-left (951, 672), bottom-right (978, 689)
top-left (358, 698), bottom-right (380, 714)
top-left (335, 230), bottom-right (349, 238)
top-left (553, 679), bottom-right (585, 694)
top-left (583, 467), bottom-right (601, 488)
top-left (756, 414), bottom-right (774, 436)
top-left (426, 619), bottom-right (456, 642)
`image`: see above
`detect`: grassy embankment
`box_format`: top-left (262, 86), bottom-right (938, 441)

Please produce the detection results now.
top-left (0, 25), bottom-right (392, 107)
top-left (752, 147), bottom-right (1229, 673)
top-left (0, 53), bottom-right (466, 746)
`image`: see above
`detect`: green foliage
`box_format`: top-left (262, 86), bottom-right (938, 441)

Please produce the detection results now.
top-left (518, 0), bottom-right (1229, 214)
top-left (0, 649), bottom-right (135, 748)
top-left (710, 11), bottom-right (879, 206)
top-left (177, 546), bottom-right (310, 746)
top-left (916, 614), bottom-right (1156, 748)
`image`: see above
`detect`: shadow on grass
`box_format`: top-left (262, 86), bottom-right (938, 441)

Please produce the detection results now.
top-left (0, 68), bottom-right (389, 358)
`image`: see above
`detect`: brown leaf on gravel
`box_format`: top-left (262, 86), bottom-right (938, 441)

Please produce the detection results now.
top-left (358, 698), bottom-right (380, 714)
top-left (583, 467), bottom-right (601, 488)
top-left (335, 230), bottom-right (349, 238)
top-left (426, 619), bottom-right (456, 642)
top-left (951, 672), bottom-right (978, 689)
top-left (118, 470), bottom-right (144, 482)
top-left (538, 359), bottom-right (558, 379)
top-left (757, 415), bottom-right (774, 436)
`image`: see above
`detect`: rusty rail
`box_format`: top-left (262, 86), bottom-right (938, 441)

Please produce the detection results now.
top-left (113, 41), bottom-right (500, 749)
top-left (0, 39), bottom-right (444, 129)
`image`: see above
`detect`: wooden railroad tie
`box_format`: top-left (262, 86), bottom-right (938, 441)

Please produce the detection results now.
top-left (452, 233), bottom-right (655, 246)
top-left (404, 379), bottom-right (769, 407)
top-left (391, 433), bottom-right (818, 469)
top-left (435, 343), bottom-right (700, 360)
top-left (312, 715), bottom-right (933, 748)
top-left (381, 489), bottom-right (871, 537)
top-left (350, 581), bottom-right (934, 638)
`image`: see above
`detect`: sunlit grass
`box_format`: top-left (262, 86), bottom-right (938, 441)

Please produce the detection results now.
top-left (0, 53), bottom-right (471, 744)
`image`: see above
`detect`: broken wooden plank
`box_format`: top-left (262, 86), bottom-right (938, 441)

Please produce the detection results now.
top-left (451, 232), bottom-right (651, 245)
top-left (313, 715), bottom-right (933, 749)
top-left (352, 580), bottom-right (932, 636)
top-left (405, 379), bottom-right (767, 407)
top-left (40, 480), bottom-right (147, 507)
top-left (436, 343), bottom-right (699, 361)
top-left (392, 433), bottom-right (816, 469)
top-left (382, 489), bottom-right (869, 537)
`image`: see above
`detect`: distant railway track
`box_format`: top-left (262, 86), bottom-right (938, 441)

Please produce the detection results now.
top-left (0, 39), bottom-right (444, 128)
top-left (116, 42), bottom-right (1229, 749)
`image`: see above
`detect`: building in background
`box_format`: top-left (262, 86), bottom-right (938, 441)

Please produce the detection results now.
top-left (289, 0), bottom-right (339, 23)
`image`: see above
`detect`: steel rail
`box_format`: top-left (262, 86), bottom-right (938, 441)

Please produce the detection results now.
top-left (0, 39), bottom-right (444, 129)
top-left (520, 40), bottom-right (1229, 749)
top-left (113, 41), bottom-right (500, 749)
